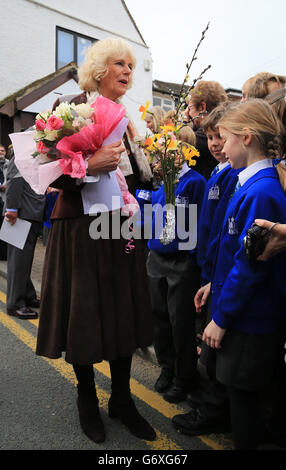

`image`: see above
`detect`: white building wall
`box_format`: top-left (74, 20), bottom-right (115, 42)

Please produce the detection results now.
top-left (0, 0), bottom-right (152, 133)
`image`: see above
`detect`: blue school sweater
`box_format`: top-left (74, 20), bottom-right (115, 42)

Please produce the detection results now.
top-left (211, 166), bottom-right (286, 335)
top-left (140, 165), bottom-right (206, 261)
top-left (197, 164), bottom-right (241, 283)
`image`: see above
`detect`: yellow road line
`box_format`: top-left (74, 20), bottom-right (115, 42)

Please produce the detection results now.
top-left (0, 310), bottom-right (182, 450)
top-left (0, 289), bottom-right (229, 450)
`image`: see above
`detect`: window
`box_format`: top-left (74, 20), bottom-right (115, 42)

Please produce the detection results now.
top-left (153, 96), bottom-right (174, 112)
top-left (56, 27), bottom-right (96, 69)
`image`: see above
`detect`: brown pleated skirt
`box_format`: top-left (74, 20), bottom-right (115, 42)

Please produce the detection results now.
top-left (36, 214), bottom-right (153, 365)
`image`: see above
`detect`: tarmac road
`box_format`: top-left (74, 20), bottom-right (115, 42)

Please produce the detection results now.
top-left (0, 274), bottom-right (236, 453)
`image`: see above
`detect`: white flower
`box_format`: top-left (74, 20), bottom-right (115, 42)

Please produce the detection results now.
top-left (44, 130), bottom-right (59, 141)
top-left (36, 111), bottom-right (51, 121)
top-left (74, 103), bottom-right (94, 119)
top-left (53, 101), bottom-right (75, 118)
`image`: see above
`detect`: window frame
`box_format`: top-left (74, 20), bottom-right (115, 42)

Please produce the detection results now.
top-left (153, 95), bottom-right (175, 112)
top-left (56, 26), bottom-right (96, 70)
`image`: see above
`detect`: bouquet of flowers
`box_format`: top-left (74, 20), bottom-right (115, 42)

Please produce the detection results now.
top-left (9, 96), bottom-right (128, 195)
top-left (33, 97), bottom-right (126, 178)
top-left (137, 24), bottom-right (211, 245)
top-left (138, 121), bottom-right (200, 244)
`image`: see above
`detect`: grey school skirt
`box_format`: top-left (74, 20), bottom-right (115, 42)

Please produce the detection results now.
top-left (36, 215), bottom-right (153, 365)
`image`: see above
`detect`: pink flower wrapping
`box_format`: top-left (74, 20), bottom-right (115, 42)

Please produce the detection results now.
top-left (56, 97), bottom-right (126, 178)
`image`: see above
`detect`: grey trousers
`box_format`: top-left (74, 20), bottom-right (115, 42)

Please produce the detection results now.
top-left (6, 220), bottom-right (41, 310)
top-left (146, 250), bottom-right (201, 386)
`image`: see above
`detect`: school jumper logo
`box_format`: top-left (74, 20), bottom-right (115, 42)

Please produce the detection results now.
top-left (208, 184), bottom-right (220, 200)
top-left (228, 217), bottom-right (238, 235)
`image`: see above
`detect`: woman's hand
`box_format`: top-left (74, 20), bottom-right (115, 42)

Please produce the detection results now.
top-left (202, 319), bottom-right (226, 349)
top-left (87, 140), bottom-right (125, 174)
top-left (255, 219), bottom-right (286, 261)
top-left (194, 282), bottom-right (211, 313)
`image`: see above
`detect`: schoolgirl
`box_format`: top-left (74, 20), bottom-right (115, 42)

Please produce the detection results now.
top-left (202, 99), bottom-right (286, 449)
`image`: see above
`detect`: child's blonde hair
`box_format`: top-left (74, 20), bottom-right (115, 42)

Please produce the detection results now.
top-left (218, 98), bottom-right (286, 191)
top-left (146, 106), bottom-right (165, 132)
top-left (162, 110), bottom-right (176, 125)
top-left (178, 126), bottom-right (196, 146)
top-left (161, 110), bottom-right (196, 145)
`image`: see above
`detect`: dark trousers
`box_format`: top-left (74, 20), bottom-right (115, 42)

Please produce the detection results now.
top-left (6, 220), bottom-right (41, 309)
top-left (146, 250), bottom-right (200, 386)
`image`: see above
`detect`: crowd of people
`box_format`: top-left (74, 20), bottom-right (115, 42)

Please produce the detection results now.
top-left (2, 37), bottom-right (286, 450)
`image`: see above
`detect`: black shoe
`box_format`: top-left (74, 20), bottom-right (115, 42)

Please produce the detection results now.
top-left (163, 383), bottom-right (188, 403)
top-left (186, 387), bottom-right (205, 408)
top-left (172, 407), bottom-right (231, 436)
top-left (7, 306), bottom-right (38, 320)
top-left (108, 397), bottom-right (156, 441)
top-left (26, 298), bottom-right (40, 308)
top-left (77, 386), bottom-right (105, 443)
top-left (154, 369), bottom-right (173, 393)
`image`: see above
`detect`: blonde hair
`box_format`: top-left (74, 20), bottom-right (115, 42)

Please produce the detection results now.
top-left (78, 37), bottom-right (136, 92)
top-left (188, 80), bottom-right (228, 112)
top-left (218, 99), bottom-right (286, 190)
top-left (161, 110), bottom-right (196, 144)
top-left (178, 126), bottom-right (196, 146)
top-left (145, 106), bottom-right (165, 132)
top-left (162, 109), bottom-right (176, 125)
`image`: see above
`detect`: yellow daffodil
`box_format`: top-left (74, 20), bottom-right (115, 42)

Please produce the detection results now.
top-left (139, 101), bottom-right (150, 120)
top-left (160, 125), bottom-right (175, 134)
top-left (160, 124), bottom-right (183, 135)
top-left (182, 145), bottom-right (200, 166)
top-left (167, 139), bottom-right (179, 150)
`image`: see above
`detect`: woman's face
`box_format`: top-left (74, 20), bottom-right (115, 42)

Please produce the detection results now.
top-left (186, 97), bottom-right (204, 129)
top-left (99, 53), bottom-right (134, 101)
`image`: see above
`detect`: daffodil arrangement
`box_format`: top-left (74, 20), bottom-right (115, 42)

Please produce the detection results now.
top-left (138, 23), bottom-right (211, 244)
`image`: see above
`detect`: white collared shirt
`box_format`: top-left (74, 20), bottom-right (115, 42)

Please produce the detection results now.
top-left (217, 161), bottom-right (229, 173)
top-left (178, 162), bottom-right (191, 180)
top-left (238, 158), bottom-right (273, 187)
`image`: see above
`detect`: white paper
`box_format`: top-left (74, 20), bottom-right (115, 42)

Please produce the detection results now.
top-left (81, 117), bottom-right (129, 214)
top-left (9, 131), bottom-right (64, 195)
top-left (0, 218), bottom-right (32, 250)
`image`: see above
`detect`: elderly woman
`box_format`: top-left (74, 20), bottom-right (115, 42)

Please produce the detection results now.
top-left (36, 38), bottom-right (156, 444)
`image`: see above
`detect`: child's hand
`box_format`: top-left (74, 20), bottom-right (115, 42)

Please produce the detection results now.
top-left (202, 319), bottom-right (226, 349)
top-left (194, 282), bottom-right (211, 313)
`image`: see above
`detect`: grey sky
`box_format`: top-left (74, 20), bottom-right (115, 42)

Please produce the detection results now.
top-left (125, 0), bottom-right (286, 91)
